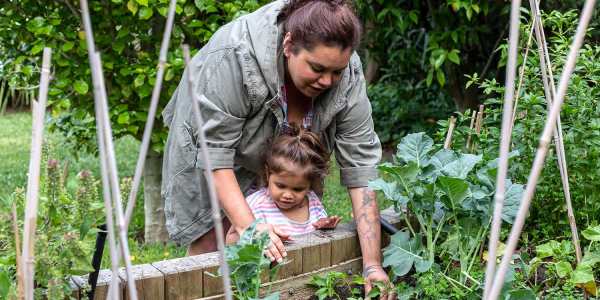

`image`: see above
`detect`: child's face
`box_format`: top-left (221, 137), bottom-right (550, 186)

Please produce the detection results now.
top-left (267, 165), bottom-right (311, 211)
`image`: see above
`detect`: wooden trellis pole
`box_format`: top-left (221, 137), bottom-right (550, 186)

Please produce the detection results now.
top-left (79, 0), bottom-right (138, 299)
top-left (91, 52), bottom-right (122, 300)
top-left (21, 47), bottom-right (51, 300)
top-left (444, 116), bottom-right (456, 150)
top-left (482, 1), bottom-right (522, 298)
top-left (487, 1), bottom-right (596, 299)
top-left (182, 45), bottom-right (233, 300)
top-left (465, 110), bottom-right (477, 150)
top-left (124, 0), bottom-right (178, 230)
top-left (529, 0), bottom-right (582, 263)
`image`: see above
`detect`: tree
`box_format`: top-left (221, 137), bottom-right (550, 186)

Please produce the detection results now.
top-left (0, 0), bottom-right (269, 243)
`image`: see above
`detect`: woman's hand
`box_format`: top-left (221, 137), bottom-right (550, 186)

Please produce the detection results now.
top-left (256, 223), bottom-right (290, 263)
top-left (312, 216), bottom-right (342, 230)
top-left (364, 265), bottom-right (395, 300)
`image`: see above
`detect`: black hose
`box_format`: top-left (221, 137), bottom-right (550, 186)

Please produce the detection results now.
top-left (380, 217), bottom-right (399, 235)
top-left (87, 224), bottom-right (107, 300)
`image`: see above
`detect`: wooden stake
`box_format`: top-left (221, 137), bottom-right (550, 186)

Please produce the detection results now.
top-left (530, 0), bottom-right (582, 263)
top-left (471, 105), bottom-right (485, 153)
top-left (482, 0), bottom-right (521, 297)
top-left (124, 0), bottom-right (178, 229)
top-left (509, 21), bottom-right (536, 134)
top-left (487, 1), bottom-right (596, 299)
top-left (182, 45), bottom-right (233, 300)
top-left (12, 202), bottom-right (24, 299)
top-left (21, 47), bottom-right (51, 300)
top-left (466, 110), bottom-right (477, 150)
top-left (79, 1), bottom-right (138, 299)
top-left (444, 116), bottom-right (456, 150)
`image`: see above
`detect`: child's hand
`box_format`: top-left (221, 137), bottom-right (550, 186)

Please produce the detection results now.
top-left (312, 216), bottom-right (341, 230)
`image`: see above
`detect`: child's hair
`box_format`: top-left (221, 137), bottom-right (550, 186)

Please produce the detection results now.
top-left (263, 124), bottom-right (329, 194)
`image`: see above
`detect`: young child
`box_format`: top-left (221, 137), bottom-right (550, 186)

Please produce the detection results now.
top-left (226, 125), bottom-right (341, 244)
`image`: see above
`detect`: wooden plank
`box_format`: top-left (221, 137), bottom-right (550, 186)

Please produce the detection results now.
top-left (197, 257), bottom-right (363, 300)
top-left (330, 223), bottom-right (361, 265)
top-left (118, 264), bottom-right (164, 300)
top-left (69, 276), bottom-right (83, 300)
top-left (296, 231), bottom-right (332, 273)
top-left (78, 270), bottom-right (124, 300)
top-left (152, 255), bottom-right (205, 300)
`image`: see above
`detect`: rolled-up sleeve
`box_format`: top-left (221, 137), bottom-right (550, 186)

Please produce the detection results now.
top-left (335, 65), bottom-right (382, 188)
top-left (169, 47), bottom-right (250, 170)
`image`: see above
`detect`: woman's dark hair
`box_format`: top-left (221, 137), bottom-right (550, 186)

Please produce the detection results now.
top-left (263, 124), bottom-right (329, 193)
top-left (277, 0), bottom-right (362, 53)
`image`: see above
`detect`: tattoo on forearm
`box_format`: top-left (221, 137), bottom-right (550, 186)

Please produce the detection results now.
top-left (361, 188), bottom-right (374, 207)
top-left (356, 188), bottom-right (378, 244)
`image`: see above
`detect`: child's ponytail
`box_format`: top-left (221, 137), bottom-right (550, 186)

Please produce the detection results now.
top-left (263, 124), bottom-right (329, 194)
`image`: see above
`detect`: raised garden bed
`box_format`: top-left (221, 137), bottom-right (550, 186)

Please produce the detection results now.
top-left (69, 209), bottom-right (401, 299)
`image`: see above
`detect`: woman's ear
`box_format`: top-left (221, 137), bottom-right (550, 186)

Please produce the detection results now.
top-left (283, 32), bottom-right (293, 58)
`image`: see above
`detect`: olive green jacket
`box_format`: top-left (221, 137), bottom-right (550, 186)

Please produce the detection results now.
top-left (161, 0), bottom-right (382, 246)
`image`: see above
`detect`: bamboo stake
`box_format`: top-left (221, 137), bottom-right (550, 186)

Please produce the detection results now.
top-left (21, 47), bottom-right (51, 300)
top-left (465, 110), bottom-right (477, 150)
top-left (90, 53), bottom-right (121, 300)
top-left (476, 104), bottom-right (484, 133)
top-left (530, 0), bottom-right (582, 263)
top-left (79, 1), bottom-right (138, 298)
top-left (509, 21), bottom-right (536, 133)
top-left (482, 0), bottom-right (521, 297)
top-left (487, 1), bottom-right (596, 299)
top-left (12, 202), bottom-right (24, 299)
top-left (95, 51), bottom-right (139, 300)
top-left (182, 45), bottom-right (233, 300)
top-left (471, 104), bottom-right (485, 152)
top-left (79, 2), bottom-right (121, 299)
top-left (124, 0), bottom-right (177, 228)
top-left (444, 116), bottom-right (456, 150)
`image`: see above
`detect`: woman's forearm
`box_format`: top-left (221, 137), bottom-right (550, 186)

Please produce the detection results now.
top-left (212, 169), bottom-right (255, 234)
top-left (348, 187), bottom-right (382, 268)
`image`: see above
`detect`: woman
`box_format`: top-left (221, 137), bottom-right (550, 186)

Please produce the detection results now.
top-left (162, 0), bottom-right (391, 296)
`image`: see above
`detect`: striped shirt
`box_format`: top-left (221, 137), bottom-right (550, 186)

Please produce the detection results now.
top-left (247, 187), bottom-right (327, 236)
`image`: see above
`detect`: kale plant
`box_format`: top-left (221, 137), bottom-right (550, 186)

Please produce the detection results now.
top-left (219, 220), bottom-right (280, 300)
top-left (370, 132), bottom-right (523, 289)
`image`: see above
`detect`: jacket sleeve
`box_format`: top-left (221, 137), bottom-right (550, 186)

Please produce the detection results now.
top-left (165, 46), bottom-right (252, 170)
top-left (334, 58), bottom-right (382, 188)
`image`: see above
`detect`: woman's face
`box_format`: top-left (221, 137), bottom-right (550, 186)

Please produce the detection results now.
top-left (283, 33), bottom-right (352, 98)
top-left (267, 163), bottom-right (311, 211)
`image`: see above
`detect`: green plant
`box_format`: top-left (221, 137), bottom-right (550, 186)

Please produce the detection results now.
top-left (309, 271), bottom-right (383, 300)
top-left (371, 133), bottom-right (521, 283)
top-left (452, 9), bottom-right (600, 241)
top-left (215, 220), bottom-right (280, 300)
top-left (0, 160), bottom-right (103, 299)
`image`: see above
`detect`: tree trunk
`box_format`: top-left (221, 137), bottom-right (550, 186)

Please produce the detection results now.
top-left (143, 149), bottom-right (169, 243)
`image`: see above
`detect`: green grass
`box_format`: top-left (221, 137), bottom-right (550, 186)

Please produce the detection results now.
top-left (323, 159), bottom-right (393, 223)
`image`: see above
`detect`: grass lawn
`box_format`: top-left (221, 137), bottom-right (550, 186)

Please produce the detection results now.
top-left (1, 112), bottom-right (389, 267)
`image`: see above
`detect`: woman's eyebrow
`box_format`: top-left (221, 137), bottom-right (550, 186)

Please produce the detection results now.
top-left (308, 60), bottom-right (347, 72)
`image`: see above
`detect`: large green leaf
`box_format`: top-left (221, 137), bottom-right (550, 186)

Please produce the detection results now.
top-left (396, 132), bottom-right (433, 167)
top-left (502, 180), bottom-right (523, 224)
top-left (438, 176), bottom-right (470, 210)
top-left (378, 162), bottom-right (419, 186)
top-left (441, 153), bottom-right (482, 179)
top-left (508, 288), bottom-right (536, 300)
top-left (383, 230), bottom-right (424, 277)
top-left (555, 261), bottom-right (573, 278)
top-left (368, 178), bottom-right (408, 206)
top-left (582, 225), bottom-right (600, 241)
